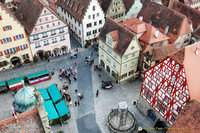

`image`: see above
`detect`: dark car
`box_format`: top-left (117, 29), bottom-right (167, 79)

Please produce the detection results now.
top-left (101, 81), bottom-right (113, 89)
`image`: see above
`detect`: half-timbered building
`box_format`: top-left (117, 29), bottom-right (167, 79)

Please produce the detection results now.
top-left (137, 41), bottom-right (200, 127)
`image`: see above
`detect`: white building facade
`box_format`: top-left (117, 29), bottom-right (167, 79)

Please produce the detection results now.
top-left (29, 7), bottom-right (70, 58)
top-left (56, 0), bottom-right (105, 47)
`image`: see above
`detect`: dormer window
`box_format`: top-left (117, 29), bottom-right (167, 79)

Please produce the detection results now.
top-left (131, 46), bottom-right (135, 50)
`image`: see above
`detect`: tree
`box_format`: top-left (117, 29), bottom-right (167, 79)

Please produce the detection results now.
top-left (33, 55), bottom-right (39, 62)
top-left (44, 52), bottom-right (49, 60)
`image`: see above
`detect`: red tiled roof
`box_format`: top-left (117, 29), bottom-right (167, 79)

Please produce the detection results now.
top-left (15, 0), bottom-right (67, 36)
top-left (56, 0), bottom-right (90, 22)
top-left (14, 0), bottom-right (44, 35)
top-left (0, 108), bottom-right (44, 132)
top-left (151, 44), bottom-right (178, 61)
top-left (99, 18), bottom-right (135, 56)
top-left (137, 0), bottom-right (192, 44)
top-left (167, 100), bottom-right (200, 133)
top-left (172, 1), bottom-right (200, 38)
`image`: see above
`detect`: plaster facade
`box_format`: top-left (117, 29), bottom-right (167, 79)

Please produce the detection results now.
top-left (0, 3), bottom-right (33, 70)
top-left (125, 0), bottom-right (143, 19)
top-left (29, 7), bottom-right (71, 57)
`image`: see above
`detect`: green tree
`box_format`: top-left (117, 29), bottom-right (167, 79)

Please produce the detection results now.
top-left (44, 52), bottom-right (49, 60)
top-left (33, 55), bottom-right (39, 62)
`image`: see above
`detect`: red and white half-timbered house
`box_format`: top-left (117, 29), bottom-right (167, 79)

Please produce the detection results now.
top-left (137, 42), bottom-right (200, 127)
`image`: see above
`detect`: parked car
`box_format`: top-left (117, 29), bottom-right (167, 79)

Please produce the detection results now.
top-left (101, 81), bottom-right (113, 89)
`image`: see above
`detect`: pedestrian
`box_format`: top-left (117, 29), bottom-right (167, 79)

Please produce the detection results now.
top-left (77, 101), bottom-right (80, 105)
top-left (96, 90), bottom-right (99, 97)
top-left (69, 79), bottom-right (71, 84)
top-left (70, 55), bottom-right (73, 60)
top-left (75, 101), bottom-right (77, 106)
top-left (91, 52), bottom-right (93, 56)
top-left (75, 89), bottom-right (78, 93)
top-left (73, 77), bottom-right (77, 81)
top-left (75, 61), bottom-right (77, 66)
top-left (74, 72), bottom-right (76, 77)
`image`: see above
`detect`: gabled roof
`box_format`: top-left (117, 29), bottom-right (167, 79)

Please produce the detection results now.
top-left (99, 0), bottom-right (135, 14)
top-left (0, 2), bottom-right (19, 23)
top-left (120, 17), bottom-right (169, 44)
top-left (123, 0), bottom-right (135, 13)
top-left (56, 0), bottom-right (90, 22)
top-left (137, 0), bottom-right (192, 44)
top-left (167, 100), bottom-right (200, 133)
top-left (172, 1), bottom-right (200, 38)
top-left (99, 18), bottom-right (136, 56)
top-left (99, 0), bottom-right (112, 13)
top-left (14, 0), bottom-right (44, 35)
top-left (0, 108), bottom-right (44, 132)
top-left (15, 0), bottom-right (67, 36)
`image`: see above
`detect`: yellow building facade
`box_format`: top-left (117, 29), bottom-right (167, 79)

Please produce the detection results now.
top-left (0, 3), bottom-right (33, 70)
top-left (101, 0), bottom-right (126, 23)
top-left (98, 18), bottom-right (141, 82)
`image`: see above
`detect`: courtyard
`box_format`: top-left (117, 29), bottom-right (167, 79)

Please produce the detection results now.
top-left (0, 36), bottom-right (157, 133)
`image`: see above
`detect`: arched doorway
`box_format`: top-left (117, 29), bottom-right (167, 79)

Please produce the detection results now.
top-left (106, 66), bottom-right (110, 73)
top-left (24, 59), bottom-right (30, 64)
top-left (10, 56), bottom-right (21, 66)
top-left (112, 70), bottom-right (116, 77)
top-left (100, 60), bottom-right (105, 68)
top-left (52, 48), bottom-right (60, 57)
top-left (147, 109), bottom-right (156, 122)
top-left (61, 46), bottom-right (68, 55)
top-left (47, 50), bottom-right (51, 56)
top-left (36, 50), bottom-right (45, 60)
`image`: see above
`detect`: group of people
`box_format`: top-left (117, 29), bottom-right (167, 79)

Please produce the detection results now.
top-left (59, 66), bottom-right (77, 84)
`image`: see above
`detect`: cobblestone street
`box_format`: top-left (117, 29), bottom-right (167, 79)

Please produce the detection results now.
top-left (0, 36), bottom-right (156, 133)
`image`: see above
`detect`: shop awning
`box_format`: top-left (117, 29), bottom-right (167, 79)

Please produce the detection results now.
top-left (38, 88), bottom-right (50, 100)
top-left (47, 84), bottom-right (62, 103)
top-left (43, 100), bottom-right (59, 120)
top-left (0, 81), bottom-right (6, 86)
top-left (7, 77), bottom-right (23, 85)
top-left (55, 100), bottom-right (69, 117)
top-left (26, 70), bottom-right (49, 79)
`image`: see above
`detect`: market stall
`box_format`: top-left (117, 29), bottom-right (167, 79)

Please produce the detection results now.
top-left (55, 100), bottom-right (70, 123)
top-left (7, 77), bottom-right (24, 91)
top-left (26, 70), bottom-right (50, 85)
top-left (38, 88), bottom-right (51, 101)
top-left (0, 81), bottom-right (8, 93)
top-left (47, 84), bottom-right (62, 104)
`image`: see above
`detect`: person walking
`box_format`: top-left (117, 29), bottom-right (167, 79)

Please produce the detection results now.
top-left (75, 89), bottom-right (78, 93)
top-left (75, 62), bottom-right (77, 66)
top-left (75, 101), bottom-right (77, 106)
top-left (69, 79), bottom-right (71, 84)
top-left (96, 90), bottom-right (99, 97)
top-left (77, 101), bottom-right (80, 106)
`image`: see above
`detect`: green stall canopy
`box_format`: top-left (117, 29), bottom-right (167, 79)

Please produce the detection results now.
top-left (0, 81), bottom-right (6, 86)
top-left (43, 100), bottom-right (59, 120)
top-left (38, 88), bottom-right (50, 100)
top-left (47, 84), bottom-right (62, 103)
top-left (7, 77), bottom-right (23, 85)
top-left (55, 100), bottom-right (70, 117)
top-left (27, 70), bottom-right (49, 79)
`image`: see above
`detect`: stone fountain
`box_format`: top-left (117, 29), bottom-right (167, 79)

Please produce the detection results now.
top-left (107, 102), bottom-right (136, 133)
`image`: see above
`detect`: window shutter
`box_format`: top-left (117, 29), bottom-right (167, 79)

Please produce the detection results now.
top-left (10, 26), bottom-right (12, 30)
top-left (3, 27), bottom-right (6, 31)
top-left (16, 46), bottom-right (20, 51)
top-left (22, 34), bottom-right (24, 38)
top-left (0, 51), bottom-right (3, 56)
top-left (9, 37), bottom-right (12, 42)
top-left (13, 36), bottom-right (16, 41)
top-left (25, 44), bottom-right (28, 48)
top-left (0, 40), bottom-right (3, 44)
top-left (0, 16), bottom-right (2, 20)
top-left (4, 50), bottom-right (7, 55)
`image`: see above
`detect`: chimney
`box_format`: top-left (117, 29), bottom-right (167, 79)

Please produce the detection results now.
top-left (20, 13), bottom-right (23, 19)
top-left (139, 16), bottom-right (143, 21)
top-left (155, 28), bottom-right (159, 38)
top-left (124, 24), bottom-right (127, 27)
top-left (164, 26), bottom-right (169, 35)
top-left (190, 23), bottom-right (193, 32)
